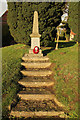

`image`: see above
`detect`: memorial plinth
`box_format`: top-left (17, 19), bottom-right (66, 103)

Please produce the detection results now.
top-left (29, 11), bottom-right (42, 54)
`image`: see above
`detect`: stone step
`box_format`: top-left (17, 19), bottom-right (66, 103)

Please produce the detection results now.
top-left (21, 70), bottom-right (52, 77)
top-left (18, 94), bottom-right (65, 109)
top-left (12, 99), bottom-right (59, 112)
top-left (22, 56), bottom-right (49, 62)
top-left (21, 62), bottom-right (51, 69)
top-left (19, 88), bottom-right (51, 94)
top-left (10, 111), bottom-right (65, 118)
top-left (19, 77), bottom-right (53, 82)
top-left (24, 53), bottom-right (43, 57)
top-left (18, 81), bottom-right (54, 87)
top-left (18, 94), bottom-right (54, 101)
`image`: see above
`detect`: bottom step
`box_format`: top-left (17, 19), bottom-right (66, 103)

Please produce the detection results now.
top-left (18, 94), bottom-right (65, 109)
top-left (10, 111), bottom-right (66, 118)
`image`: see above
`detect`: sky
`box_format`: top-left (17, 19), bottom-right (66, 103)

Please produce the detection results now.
top-left (0, 0), bottom-right (7, 17)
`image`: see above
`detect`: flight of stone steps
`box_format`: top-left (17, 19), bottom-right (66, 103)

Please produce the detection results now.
top-left (10, 53), bottom-right (68, 119)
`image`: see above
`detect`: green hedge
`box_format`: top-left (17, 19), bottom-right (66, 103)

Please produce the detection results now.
top-left (7, 2), bottom-right (65, 46)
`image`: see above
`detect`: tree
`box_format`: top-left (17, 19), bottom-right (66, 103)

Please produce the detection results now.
top-left (61, 22), bottom-right (70, 41)
top-left (7, 2), bottom-right (65, 46)
top-left (68, 2), bottom-right (78, 42)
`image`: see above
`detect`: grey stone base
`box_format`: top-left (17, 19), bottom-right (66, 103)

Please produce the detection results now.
top-left (29, 49), bottom-right (42, 54)
top-left (31, 37), bottom-right (40, 49)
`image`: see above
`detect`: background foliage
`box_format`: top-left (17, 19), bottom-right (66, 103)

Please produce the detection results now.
top-left (68, 2), bottom-right (78, 42)
top-left (2, 24), bottom-right (15, 47)
top-left (7, 2), bottom-right (65, 46)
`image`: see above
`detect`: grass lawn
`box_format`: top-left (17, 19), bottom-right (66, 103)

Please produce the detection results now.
top-left (2, 42), bottom-right (78, 118)
top-left (2, 44), bottom-right (30, 118)
top-left (45, 43), bottom-right (78, 118)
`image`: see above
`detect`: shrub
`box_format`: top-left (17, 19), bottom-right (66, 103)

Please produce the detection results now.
top-left (7, 2), bottom-right (65, 46)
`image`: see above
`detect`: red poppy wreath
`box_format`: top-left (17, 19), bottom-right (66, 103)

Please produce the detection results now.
top-left (33, 46), bottom-right (39, 54)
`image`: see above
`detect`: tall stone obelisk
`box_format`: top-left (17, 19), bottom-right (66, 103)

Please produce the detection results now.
top-left (29, 11), bottom-right (41, 54)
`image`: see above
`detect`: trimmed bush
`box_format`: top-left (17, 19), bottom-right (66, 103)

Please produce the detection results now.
top-left (7, 2), bottom-right (65, 46)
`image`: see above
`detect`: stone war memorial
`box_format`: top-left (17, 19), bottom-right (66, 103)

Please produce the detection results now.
top-left (29, 11), bottom-right (41, 54)
top-left (10, 11), bottom-right (68, 119)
